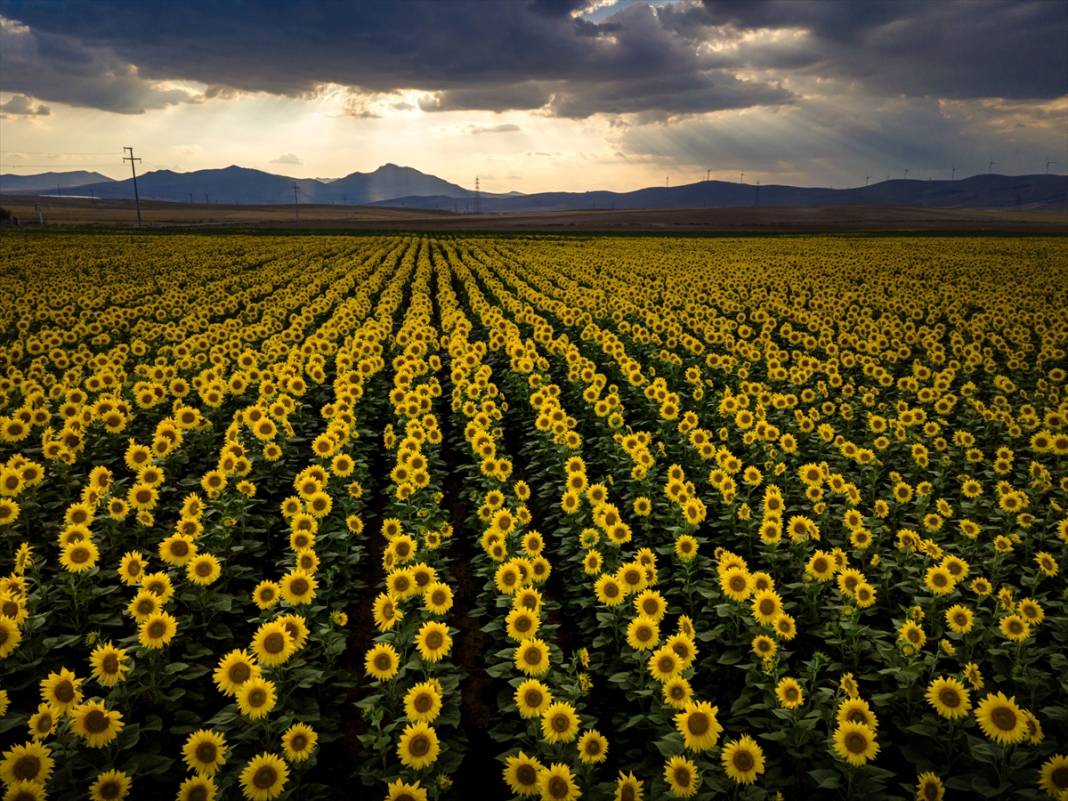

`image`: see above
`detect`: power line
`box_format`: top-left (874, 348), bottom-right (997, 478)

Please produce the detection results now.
top-left (122, 146), bottom-right (143, 228)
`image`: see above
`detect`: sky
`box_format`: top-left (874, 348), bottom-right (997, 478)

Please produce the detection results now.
top-left (0, 0), bottom-right (1065, 193)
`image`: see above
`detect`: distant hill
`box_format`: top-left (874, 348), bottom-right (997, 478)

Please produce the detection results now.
top-left (371, 174), bottom-right (1068, 212)
top-left (3, 166), bottom-right (1064, 211)
top-left (5, 163), bottom-right (485, 205)
top-left (0, 171), bottom-right (116, 193)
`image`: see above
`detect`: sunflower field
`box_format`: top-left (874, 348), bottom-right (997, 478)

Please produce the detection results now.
top-left (0, 232), bottom-right (1066, 801)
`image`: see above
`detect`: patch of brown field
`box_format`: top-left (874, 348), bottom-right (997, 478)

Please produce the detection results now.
top-left (2, 195), bottom-right (1064, 232)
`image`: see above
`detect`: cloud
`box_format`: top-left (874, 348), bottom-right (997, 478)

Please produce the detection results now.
top-left (0, 15), bottom-right (196, 113)
top-left (468, 123), bottom-right (522, 135)
top-left (269, 153), bottom-right (302, 165)
top-left (618, 91), bottom-right (1068, 184)
top-left (0, 1), bottom-right (791, 118)
top-left (0, 0), bottom-right (1061, 129)
top-left (0, 92), bottom-right (49, 115)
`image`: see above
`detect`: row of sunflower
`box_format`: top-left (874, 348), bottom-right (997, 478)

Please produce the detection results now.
top-left (1, 232), bottom-right (1066, 800)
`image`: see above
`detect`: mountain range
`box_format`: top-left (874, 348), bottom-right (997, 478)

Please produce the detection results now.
top-left (2, 165), bottom-right (1065, 211)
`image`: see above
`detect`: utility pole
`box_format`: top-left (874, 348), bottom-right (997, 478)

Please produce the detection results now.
top-left (864, 175), bottom-right (870, 186)
top-left (665, 175), bottom-right (669, 188)
top-left (123, 146), bottom-right (143, 227)
top-left (705, 168), bottom-right (711, 182)
top-left (988, 160), bottom-right (996, 174)
top-left (188, 192), bottom-right (193, 205)
top-left (292, 183), bottom-right (299, 222)
top-left (951, 166), bottom-right (957, 180)
top-left (205, 193), bottom-right (210, 205)
top-left (739, 171), bottom-right (744, 184)
top-left (754, 180), bottom-right (760, 207)
top-left (1046, 160), bottom-right (1056, 174)
top-left (474, 176), bottom-right (481, 215)
top-left (903, 168), bottom-right (909, 179)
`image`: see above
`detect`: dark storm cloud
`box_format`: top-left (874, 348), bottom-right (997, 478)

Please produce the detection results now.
top-left (661, 0), bottom-right (1068, 100)
top-left (0, 0), bottom-right (1063, 119)
top-left (0, 0), bottom-right (791, 116)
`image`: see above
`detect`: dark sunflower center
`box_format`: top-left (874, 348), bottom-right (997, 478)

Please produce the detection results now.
top-left (673, 767), bottom-right (691, 787)
top-left (939, 688), bottom-right (961, 708)
top-left (991, 706), bottom-right (1016, 731)
top-left (291, 578), bottom-right (309, 595)
top-left (253, 766), bottom-right (278, 789)
top-left (552, 714), bottom-right (569, 732)
top-left (548, 777), bottom-right (568, 798)
top-left (196, 742), bottom-right (217, 763)
top-left (13, 755), bottom-right (41, 780)
top-left (523, 647), bottom-right (542, 665)
top-left (264, 633), bottom-right (286, 654)
top-left (249, 689), bottom-right (266, 706)
top-left (414, 694), bottom-right (433, 712)
top-left (229, 663), bottom-right (251, 683)
top-left (84, 708), bottom-right (110, 733)
top-left (688, 712), bottom-right (710, 736)
top-left (424, 631), bottom-right (443, 649)
top-left (55, 680), bottom-right (75, 703)
top-left (516, 764), bottom-right (536, 785)
top-left (733, 750), bottom-right (755, 772)
top-left (374, 654), bottom-right (392, 671)
top-left (409, 734), bottom-right (430, 757)
top-left (845, 732), bottom-right (868, 754)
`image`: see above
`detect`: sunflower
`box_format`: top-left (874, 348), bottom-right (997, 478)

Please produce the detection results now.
top-left (999, 614), bottom-right (1030, 642)
top-left (915, 771), bottom-right (944, 801)
top-left (502, 752), bottom-right (543, 797)
top-left (925, 676), bottom-right (971, 720)
top-left (27, 703), bottom-right (58, 740)
top-left (648, 645), bottom-right (681, 682)
top-left (837, 698), bottom-right (878, 730)
top-left (236, 677), bottom-right (277, 720)
top-left (0, 741), bottom-right (54, 785)
top-left (60, 539), bottom-right (99, 573)
top-left (187, 553), bottom-right (222, 586)
top-left (139, 611), bottom-right (178, 649)
top-left (90, 769), bottom-right (132, 801)
top-left (539, 762), bottom-right (580, 801)
top-left (674, 701), bottom-right (722, 752)
top-left (776, 677), bottom-right (804, 709)
top-left (751, 589), bottom-right (783, 625)
top-left (975, 692), bottom-right (1028, 745)
top-left (252, 581), bottom-right (281, 610)
top-left (506, 608), bottom-right (541, 642)
top-left (577, 729), bottom-right (608, 764)
top-left (594, 574), bottom-right (625, 606)
top-left (423, 582), bottom-right (453, 615)
top-left (281, 722), bottom-right (317, 762)
top-left (405, 681), bottom-right (443, 723)
top-left (515, 679), bottom-right (552, 719)
top-left (251, 621), bottom-right (294, 667)
top-left (239, 753), bottom-right (288, 801)
top-left (279, 570), bottom-right (317, 605)
top-left (182, 729), bottom-right (227, 776)
top-left (945, 604), bottom-right (974, 634)
top-left (88, 645), bottom-right (127, 687)
top-left (213, 650), bottom-right (261, 696)
top-left (721, 734), bottom-right (765, 784)
top-left (365, 643), bottom-right (400, 681)
top-left (833, 721), bottom-right (879, 766)
top-left (663, 755), bottom-right (699, 798)
top-left (415, 621), bottom-right (453, 663)
top-left (71, 699), bottom-right (124, 747)
top-left (898, 620), bottom-right (927, 651)
top-left (1039, 754), bottom-right (1068, 798)
top-left (0, 615), bottom-right (23, 659)
top-left (39, 667), bottom-right (83, 713)
top-left (397, 721), bottom-right (439, 770)
top-left (626, 616), bottom-right (660, 651)
top-left (541, 701), bottom-right (579, 744)
top-left (158, 533), bottom-right (197, 567)
top-left (178, 775), bottom-right (217, 801)
top-left (117, 551), bottom-right (148, 585)
top-left (719, 567), bottom-right (752, 601)
top-left (372, 593), bottom-right (403, 631)
top-left (614, 772), bottom-right (644, 801)
top-left (514, 638), bottom-right (550, 677)
top-left (662, 676), bottom-right (692, 709)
